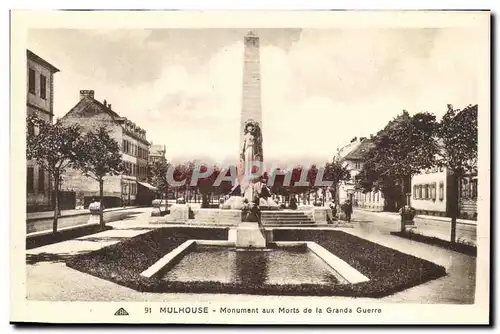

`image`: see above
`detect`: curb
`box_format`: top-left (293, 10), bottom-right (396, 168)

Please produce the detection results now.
top-left (26, 221), bottom-right (100, 239)
top-left (26, 206), bottom-right (140, 223)
top-left (354, 209), bottom-right (477, 227)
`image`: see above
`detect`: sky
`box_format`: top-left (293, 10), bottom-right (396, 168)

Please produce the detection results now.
top-left (28, 28), bottom-right (482, 165)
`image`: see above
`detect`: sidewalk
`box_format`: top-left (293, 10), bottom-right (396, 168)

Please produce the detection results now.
top-left (26, 206), bottom-right (140, 222)
top-left (356, 209), bottom-right (476, 226)
top-left (339, 227), bottom-right (476, 304)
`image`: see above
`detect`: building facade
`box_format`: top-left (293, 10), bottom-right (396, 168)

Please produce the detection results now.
top-left (336, 137), bottom-right (385, 211)
top-left (26, 50), bottom-right (59, 212)
top-left (411, 166), bottom-right (477, 219)
top-left (341, 134), bottom-right (478, 219)
top-left (59, 90), bottom-right (151, 207)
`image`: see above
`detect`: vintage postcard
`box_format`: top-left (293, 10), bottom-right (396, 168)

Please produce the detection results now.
top-left (10, 10), bottom-right (490, 325)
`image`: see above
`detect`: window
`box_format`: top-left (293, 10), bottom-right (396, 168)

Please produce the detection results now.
top-left (40, 74), bottom-right (47, 99)
top-left (413, 185), bottom-right (417, 199)
top-left (439, 182), bottom-right (444, 201)
top-left (376, 191), bottom-right (380, 202)
top-left (461, 179), bottom-right (469, 198)
top-left (38, 168), bottom-right (45, 191)
top-left (471, 179), bottom-right (478, 199)
top-left (28, 68), bottom-right (36, 94)
top-left (424, 184), bottom-right (429, 199)
top-left (431, 183), bottom-right (437, 201)
top-left (418, 185), bottom-right (422, 199)
top-left (125, 161), bottom-right (130, 175)
top-left (27, 167), bottom-right (34, 193)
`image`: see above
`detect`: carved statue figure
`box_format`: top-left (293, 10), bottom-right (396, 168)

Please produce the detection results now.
top-left (240, 120), bottom-right (263, 177)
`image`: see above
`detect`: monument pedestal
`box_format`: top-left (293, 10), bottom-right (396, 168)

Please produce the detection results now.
top-left (235, 222), bottom-right (266, 248)
top-left (168, 204), bottom-right (189, 223)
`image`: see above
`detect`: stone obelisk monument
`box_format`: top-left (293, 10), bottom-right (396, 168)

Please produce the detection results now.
top-left (240, 31), bottom-right (263, 149)
top-left (238, 31), bottom-right (265, 203)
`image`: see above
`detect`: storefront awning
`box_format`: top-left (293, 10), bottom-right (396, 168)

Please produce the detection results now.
top-left (137, 182), bottom-right (158, 191)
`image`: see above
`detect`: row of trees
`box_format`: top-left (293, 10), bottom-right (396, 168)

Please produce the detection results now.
top-left (355, 104), bottom-right (478, 242)
top-left (147, 158), bottom-right (352, 208)
top-left (27, 115), bottom-right (123, 233)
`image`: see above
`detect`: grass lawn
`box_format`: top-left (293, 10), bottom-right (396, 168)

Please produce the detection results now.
top-left (66, 227), bottom-right (446, 297)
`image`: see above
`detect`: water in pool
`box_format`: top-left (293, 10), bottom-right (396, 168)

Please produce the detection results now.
top-left (162, 245), bottom-right (340, 285)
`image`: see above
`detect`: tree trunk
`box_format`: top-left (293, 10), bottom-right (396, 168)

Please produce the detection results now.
top-left (99, 179), bottom-right (104, 229)
top-left (335, 183), bottom-right (340, 214)
top-left (201, 193), bottom-right (209, 208)
top-left (400, 177), bottom-right (405, 232)
top-left (450, 173), bottom-right (459, 243)
top-left (165, 182), bottom-right (169, 203)
top-left (52, 173), bottom-right (59, 234)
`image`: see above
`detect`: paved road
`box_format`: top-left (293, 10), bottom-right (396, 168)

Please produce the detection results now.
top-left (352, 209), bottom-right (476, 245)
top-left (27, 207), bottom-right (151, 234)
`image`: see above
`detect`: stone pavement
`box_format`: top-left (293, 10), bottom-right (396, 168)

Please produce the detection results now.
top-left (26, 207), bottom-right (476, 304)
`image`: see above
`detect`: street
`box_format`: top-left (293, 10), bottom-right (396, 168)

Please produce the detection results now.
top-left (26, 207), bottom-right (151, 234)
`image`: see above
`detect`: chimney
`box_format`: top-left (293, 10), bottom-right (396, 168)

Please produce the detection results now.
top-left (80, 90), bottom-right (95, 100)
top-left (103, 99), bottom-right (107, 107)
top-left (108, 104), bottom-right (112, 110)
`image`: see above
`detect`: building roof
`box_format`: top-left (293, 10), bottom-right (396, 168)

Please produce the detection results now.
top-left (27, 50), bottom-right (60, 73)
top-left (343, 139), bottom-right (375, 161)
top-left (62, 93), bottom-right (150, 145)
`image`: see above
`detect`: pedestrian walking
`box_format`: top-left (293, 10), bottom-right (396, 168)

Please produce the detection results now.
top-left (342, 199), bottom-right (353, 223)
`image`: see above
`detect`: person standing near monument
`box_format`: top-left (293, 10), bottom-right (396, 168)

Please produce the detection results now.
top-left (342, 199), bottom-right (353, 223)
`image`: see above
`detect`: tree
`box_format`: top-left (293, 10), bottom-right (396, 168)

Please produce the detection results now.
top-left (198, 165), bottom-right (220, 208)
top-left (171, 161), bottom-right (195, 200)
top-left (26, 115), bottom-right (83, 233)
top-left (439, 104), bottom-right (478, 243)
top-left (323, 158), bottom-right (351, 205)
top-left (75, 126), bottom-right (124, 228)
top-left (148, 157), bottom-right (170, 199)
top-left (357, 111), bottom-right (440, 230)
